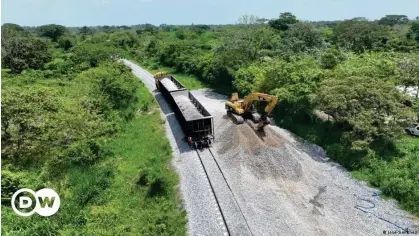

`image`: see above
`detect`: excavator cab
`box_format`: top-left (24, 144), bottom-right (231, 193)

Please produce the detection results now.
top-left (230, 92), bottom-right (239, 102)
top-left (154, 71), bottom-right (167, 89)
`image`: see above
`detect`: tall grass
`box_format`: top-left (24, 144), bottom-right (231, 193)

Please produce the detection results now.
top-left (82, 86), bottom-right (187, 235)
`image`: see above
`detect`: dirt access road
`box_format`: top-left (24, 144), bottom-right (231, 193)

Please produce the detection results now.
top-left (123, 60), bottom-right (418, 236)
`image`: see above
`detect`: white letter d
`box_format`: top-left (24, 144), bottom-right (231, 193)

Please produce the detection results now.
top-left (19, 196), bottom-right (32, 209)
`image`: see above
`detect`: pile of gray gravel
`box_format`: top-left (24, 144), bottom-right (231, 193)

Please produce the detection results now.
top-left (160, 78), bottom-right (179, 91)
top-left (217, 121), bottom-right (302, 180)
top-left (172, 94), bottom-right (203, 120)
top-left (208, 108), bottom-right (419, 235)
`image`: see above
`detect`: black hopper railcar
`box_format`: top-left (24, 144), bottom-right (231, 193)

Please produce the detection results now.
top-left (155, 73), bottom-right (214, 149)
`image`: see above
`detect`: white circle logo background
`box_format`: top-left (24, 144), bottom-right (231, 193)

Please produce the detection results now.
top-left (11, 188), bottom-right (37, 217)
top-left (11, 188), bottom-right (60, 217)
top-left (35, 188), bottom-right (61, 216)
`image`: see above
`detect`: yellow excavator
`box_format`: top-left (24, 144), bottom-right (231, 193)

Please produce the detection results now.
top-left (225, 92), bottom-right (278, 126)
top-left (154, 71), bottom-right (167, 89)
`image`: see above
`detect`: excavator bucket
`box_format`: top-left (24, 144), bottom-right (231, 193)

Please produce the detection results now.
top-left (245, 119), bottom-right (266, 130)
top-left (256, 122), bottom-right (266, 130)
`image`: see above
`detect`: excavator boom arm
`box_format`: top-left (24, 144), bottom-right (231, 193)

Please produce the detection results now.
top-left (243, 92), bottom-right (278, 115)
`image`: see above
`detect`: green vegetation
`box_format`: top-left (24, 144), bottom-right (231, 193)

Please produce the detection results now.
top-left (352, 136), bottom-right (419, 213)
top-left (1, 12), bottom-right (419, 234)
top-left (1, 24), bottom-right (186, 235)
top-left (2, 37), bottom-right (51, 73)
top-left (81, 88), bottom-right (186, 236)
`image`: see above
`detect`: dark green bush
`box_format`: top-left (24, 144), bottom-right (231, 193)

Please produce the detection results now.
top-left (134, 167), bottom-right (168, 197)
top-left (2, 37), bottom-right (51, 73)
top-left (1, 170), bottom-right (22, 201)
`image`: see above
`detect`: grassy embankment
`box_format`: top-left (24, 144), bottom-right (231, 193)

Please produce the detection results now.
top-left (1, 77), bottom-right (187, 235)
top-left (81, 84), bottom-right (187, 235)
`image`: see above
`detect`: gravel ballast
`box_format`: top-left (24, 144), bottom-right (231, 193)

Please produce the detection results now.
top-left (172, 93), bottom-right (204, 120)
top-left (160, 77), bottom-right (179, 91)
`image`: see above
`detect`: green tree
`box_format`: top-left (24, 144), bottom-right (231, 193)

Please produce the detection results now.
top-left (70, 43), bottom-right (121, 68)
top-left (378, 15), bottom-right (409, 26)
top-left (191, 24), bottom-right (210, 34)
top-left (175, 30), bottom-right (186, 40)
top-left (268, 12), bottom-right (299, 31)
top-left (259, 58), bottom-right (324, 114)
top-left (95, 65), bottom-right (138, 112)
top-left (109, 31), bottom-right (138, 48)
top-left (38, 24), bottom-right (68, 42)
top-left (58, 36), bottom-right (75, 51)
top-left (136, 24), bottom-right (157, 35)
top-left (79, 26), bottom-right (93, 35)
top-left (220, 15), bottom-right (279, 64)
top-left (333, 20), bottom-right (389, 53)
top-left (90, 32), bottom-right (109, 43)
top-left (279, 22), bottom-right (324, 56)
top-left (315, 76), bottom-right (412, 161)
top-left (1, 23), bottom-right (26, 45)
top-left (332, 52), bottom-right (399, 80)
top-left (1, 86), bottom-right (59, 164)
top-left (320, 47), bottom-right (346, 69)
top-left (233, 64), bottom-right (265, 95)
top-left (408, 21), bottom-right (419, 43)
top-left (76, 63), bottom-right (139, 119)
top-left (397, 57), bottom-right (419, 98)
top-left (2, 37), bottom-right (51, 73)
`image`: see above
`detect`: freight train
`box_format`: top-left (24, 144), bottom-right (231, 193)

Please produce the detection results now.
top-left (154, 72), bottom-right (214, 149)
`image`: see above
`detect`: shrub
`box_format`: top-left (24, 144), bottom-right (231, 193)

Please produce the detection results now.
top-left (134, 168), bottom-right (168, 197)
top-left (2, 37), bottom-right (51, 73)
top-left (70, 43), bottom-right (122, 68)
top-left (1, 170), bottom-right (22, 200)
top-left (58, 36), bottom-right (75, 51)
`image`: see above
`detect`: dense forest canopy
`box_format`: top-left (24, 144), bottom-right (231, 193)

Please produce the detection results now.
top-left (1, 12), bottom-right (419, 234)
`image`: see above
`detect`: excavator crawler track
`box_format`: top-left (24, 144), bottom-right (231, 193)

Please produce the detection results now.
top-left (227, 110), bottom-right (244, 124)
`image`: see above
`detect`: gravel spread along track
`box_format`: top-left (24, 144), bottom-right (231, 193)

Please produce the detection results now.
top-left (172, 93), bottom-right (204, 120)
top-left (160, 77), bottom-right (179, 91)
top-left (123, 60), bottom-right (418, 236)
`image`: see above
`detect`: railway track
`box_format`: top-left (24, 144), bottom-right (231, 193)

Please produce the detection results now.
top-left (194, 147), bottom-right (254, 236)
top-left (125, 60), bottom-right (254, 235)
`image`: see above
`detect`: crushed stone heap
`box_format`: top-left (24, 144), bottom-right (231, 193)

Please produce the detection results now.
top-left (160, 78), bottom-right (179, 91)
top-left (172, 94), bottom-right (204, 120)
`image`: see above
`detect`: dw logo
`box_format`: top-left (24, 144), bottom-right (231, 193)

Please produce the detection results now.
top-left (11, 188), bottom-right (61, 217)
